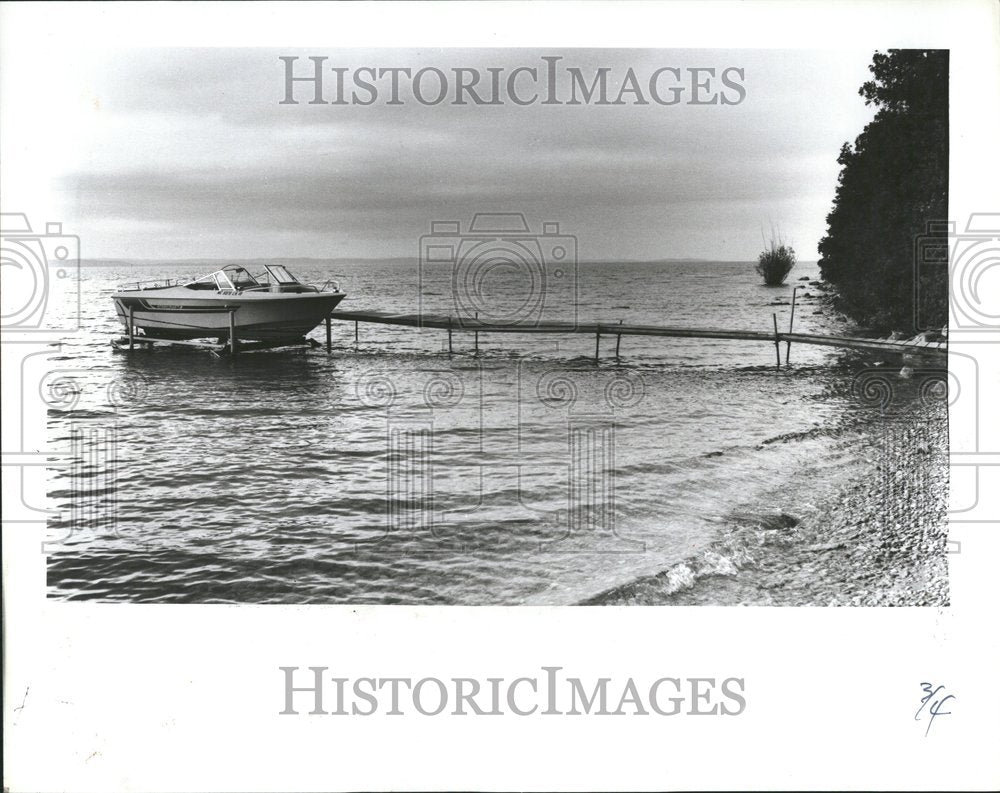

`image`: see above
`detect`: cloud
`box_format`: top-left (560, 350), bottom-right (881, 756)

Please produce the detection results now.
top-left (21, 48), bottom-right (877, 258)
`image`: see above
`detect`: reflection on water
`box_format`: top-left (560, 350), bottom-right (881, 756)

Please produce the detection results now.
top-left (44, 260), bottom-right (939, 603)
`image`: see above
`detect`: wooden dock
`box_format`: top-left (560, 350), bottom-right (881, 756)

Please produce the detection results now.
top-left (328, 309), bottom-right (947, 364)
top-left (111, 307), bottom-right (947, 364)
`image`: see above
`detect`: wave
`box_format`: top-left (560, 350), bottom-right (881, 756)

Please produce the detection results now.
top-left (578, 510), bottom-right (801, 605)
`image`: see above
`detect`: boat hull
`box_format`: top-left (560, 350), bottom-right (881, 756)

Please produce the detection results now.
top-left (112, 290), bottom-right (346, 341)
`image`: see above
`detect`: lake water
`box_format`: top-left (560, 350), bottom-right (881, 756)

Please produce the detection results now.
top-left (44, 259), bottom-right (940, 603)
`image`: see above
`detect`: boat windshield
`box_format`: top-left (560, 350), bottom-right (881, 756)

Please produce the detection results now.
top-left (222, 266), bottom-right (261, 289)
top-left (187, 270), bottom-right (233, 290)
top-left (264, 264), bottom-right (299, 284)
top-left (186, 267), bottom-right (261, 291)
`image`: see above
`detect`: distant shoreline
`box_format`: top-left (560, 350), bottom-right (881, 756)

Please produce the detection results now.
top-left (80, 257), bottom-right (810, 267)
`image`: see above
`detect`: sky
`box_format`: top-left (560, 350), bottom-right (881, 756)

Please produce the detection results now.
top-left (1, 47), bottom-right (877, 261)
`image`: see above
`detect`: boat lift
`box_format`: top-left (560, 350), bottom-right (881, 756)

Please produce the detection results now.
top-left (111, 306), bottom-right (336, 356)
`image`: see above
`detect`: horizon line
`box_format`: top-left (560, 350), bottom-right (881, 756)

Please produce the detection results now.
top-left (79, 256), bottom-right (817, 265)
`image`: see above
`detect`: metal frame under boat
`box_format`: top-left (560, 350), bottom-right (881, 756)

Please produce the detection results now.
top-left (110, 332), bottom-right (325, 356)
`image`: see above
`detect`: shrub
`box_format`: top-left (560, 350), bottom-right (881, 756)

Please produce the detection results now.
top-left (756, 237), bottom-right (796, 286)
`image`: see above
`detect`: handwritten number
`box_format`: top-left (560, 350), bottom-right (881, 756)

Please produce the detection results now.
top-left (916, 683), bottom-right (954, 736)
top-left (930, 694), bottom-right (954, 718)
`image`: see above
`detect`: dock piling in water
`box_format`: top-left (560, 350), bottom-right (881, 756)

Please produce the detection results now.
top-left (228, 309), bottom-right (238, 356)
top-left (615, 319), bottom-right (623, 359)
top-left (325, 315), bottom-right (332, 352)
top-left (787, 287), bottom-right (799, 367)
top-left (772, 313), bottom-right (780, 369)
top-left (127, 306), bottom-right (134, 351)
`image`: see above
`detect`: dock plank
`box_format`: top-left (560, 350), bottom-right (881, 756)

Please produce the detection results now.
top-left (328, 310), bottom-right (947, 359)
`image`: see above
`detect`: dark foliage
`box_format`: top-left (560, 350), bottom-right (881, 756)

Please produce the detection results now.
top-left (817, 50), bottom-right (948, 332)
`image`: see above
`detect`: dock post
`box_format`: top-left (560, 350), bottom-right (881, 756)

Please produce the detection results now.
top-left (615, 319), bottom-right (622, 359)
top-left (354, 320), bottom-right (359, 344)
top-left (325, 315), bottom-right (332, 353)
top-left (786, 287), bottom-right (799, 367)
top-left (448, 316), bottom-right (453, 354)
top-left (772, 313), bottom-right (781, 370)
top-left (595, 329), bottom-right (601, 362)
top-left (474, 312), bottom-right (479, 355)
top-left (229, 309), bottom-right (238, 356)
top-left (127, 305), bottom-right (134, 351)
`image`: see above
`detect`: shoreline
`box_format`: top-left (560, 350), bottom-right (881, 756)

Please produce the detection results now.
top-left (759, 396), bottom-right (949, 607)
top-left (584, 375), bottom-right (949, 607)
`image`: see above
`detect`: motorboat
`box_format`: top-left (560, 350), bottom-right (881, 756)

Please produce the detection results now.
top-left (112, 264), bottom-right (346, 342)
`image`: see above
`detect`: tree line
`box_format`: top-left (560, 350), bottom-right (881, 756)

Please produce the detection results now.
top-left (818, 50), bottom-right (949, 333)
